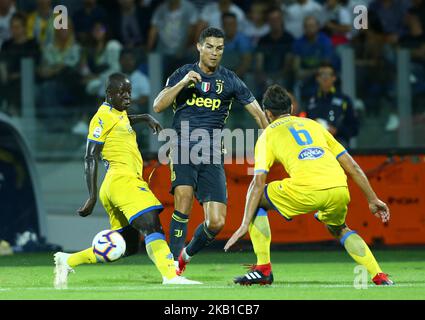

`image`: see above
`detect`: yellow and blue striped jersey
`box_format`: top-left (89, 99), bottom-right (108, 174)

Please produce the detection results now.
top-left (87, 103), bottom-right (144, 178)
top-left (254, 116), bottom-right (347, 190)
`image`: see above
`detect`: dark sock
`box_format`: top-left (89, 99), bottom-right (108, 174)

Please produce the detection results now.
top-left (169, 210), bottom-right (189, 260)
top-left (185, 222), bottom-right (218, 257)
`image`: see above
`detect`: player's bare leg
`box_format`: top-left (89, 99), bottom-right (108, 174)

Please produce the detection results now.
top-left (326, 224), bottom-right (393, 285)
top-left (170, 185), bottom-right (194, 270)
top-left (178, 201), bottom-right (226, 274)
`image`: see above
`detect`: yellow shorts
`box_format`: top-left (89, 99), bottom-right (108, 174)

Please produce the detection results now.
top-left (265, 179), bottom-right (350, 226)
top-left (99, 173), bottom-right (163, 231)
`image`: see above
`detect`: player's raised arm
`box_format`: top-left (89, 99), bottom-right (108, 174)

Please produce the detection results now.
top-left (127, 114), bottom-right (163, 134)
top-left (225, 126), bottom-right (274, 251)
top-left (244, 100), bottom-right (269, 129)
top-left (153, 71), bottom-right (202, 113)
top-left (224, 172), bottom-right (268, 251)
top-left (337, 152), bottom-right (390, 223)
top-left (77, 140), bottom-right (103, 217)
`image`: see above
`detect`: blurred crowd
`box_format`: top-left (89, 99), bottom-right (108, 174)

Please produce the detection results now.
top-left (0, 0), bottom-right (424, 139)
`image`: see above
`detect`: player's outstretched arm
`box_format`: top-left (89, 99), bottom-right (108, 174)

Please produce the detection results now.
top-left (337, 152), bottom-right (390, 223)
top-left (153, 71), bottom-right (202, 113)
top-left (244, 100), bottom-right (269, 129)
top-left (224, 173), bottom-right (268, 251)
top-left (77, 141), bottom-right (103, 217)
top-left (128, 114), bottom-right (163, 134)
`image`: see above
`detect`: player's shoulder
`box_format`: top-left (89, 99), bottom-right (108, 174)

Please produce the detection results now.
top-left (90, 103), bottom-right (115, 123)
top-left (218, 66), bottom-right (246, 90)
top-left (297, 116), bottom-right (318, 125)
top-left (338, 92), bottom-right (353, 104)
top-left (266, 116), bottom-right (319, 134)
top-left (94, 103), bottom-right (112, 115)
top-left (328, 91), bottom-right (353, 109)
top-left (268, 115), bottom-right (313, 127)
top-left (219, 66), bottom-right (239, 79)
top-left (298, 116), bottom-right (326, 132)
top-left (176, 63), bottom-right (197, 75)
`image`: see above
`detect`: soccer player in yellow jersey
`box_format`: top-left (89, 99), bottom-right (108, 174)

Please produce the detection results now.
top-left (53, 73), bottom-right (201, 289)
top-left (225, 85), bottom-right (394, 286)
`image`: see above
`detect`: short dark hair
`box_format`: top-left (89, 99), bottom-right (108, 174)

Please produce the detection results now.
top-left (262, 85), bottom-right (292, 116)
top-left (318, 61), bottom-right (335, 70)
top-left (317, 61), bottom-right (335, 75)
top-left (198, 27), bottom-right (225, 44)
top-left (107, 72), bottom-right (129, 92)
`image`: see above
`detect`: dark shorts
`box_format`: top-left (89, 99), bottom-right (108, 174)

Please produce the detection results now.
top-left (170, 162), bottom-right (228, 205)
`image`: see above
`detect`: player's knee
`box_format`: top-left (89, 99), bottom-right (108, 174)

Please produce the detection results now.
top-left (205, 216), bottom-right (225, 233)
top-left (174, 192), bottom-right (193, 215)
top-left (259, 195), bottom-right (272, 211)
top-left (327, 224), bottom-right (349, 238)
top-left (131, 210), bottom-right (163, 236)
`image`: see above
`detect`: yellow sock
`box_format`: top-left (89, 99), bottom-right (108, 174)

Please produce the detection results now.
top-left (341, 231), bottom-right (382, 277)
top-left (67, 247), bottom-right (97, 268)
top-left (145, 233), bottom-right (176, 280)
top-left (248, 208), bottom-right (271, 265)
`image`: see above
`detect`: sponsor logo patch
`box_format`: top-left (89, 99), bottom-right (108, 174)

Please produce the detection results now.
top-left (216, 79), bottom-right (224, 94)
top-left (201, 82), bottom-right (211, 92)
top-left (298, 147), bottom-right (325, 160)
top-left (93, 127), bottom-right (102, 138)
top-left (186, 93), bottom-right (221, 110)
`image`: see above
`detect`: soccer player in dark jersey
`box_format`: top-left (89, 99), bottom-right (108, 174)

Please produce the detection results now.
top-left (153, 27), bottom-right (269, 274)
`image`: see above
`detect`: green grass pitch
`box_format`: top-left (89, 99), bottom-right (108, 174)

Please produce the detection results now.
top-left (0, 248), bottom-right (424, 300)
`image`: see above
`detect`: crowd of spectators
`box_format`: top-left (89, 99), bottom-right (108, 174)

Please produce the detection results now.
top-left (0, 0), bottom-right (424, 137)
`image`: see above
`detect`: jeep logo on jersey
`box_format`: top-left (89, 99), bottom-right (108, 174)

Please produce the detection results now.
top-left (298, 147), bottom-right (325, 160)
top-left (201, 82), bottom-right (210, 92)
top-left (186, 93), bottom-right (221, 110)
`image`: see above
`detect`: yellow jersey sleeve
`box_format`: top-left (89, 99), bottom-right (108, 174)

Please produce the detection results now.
top-left (319, 124), bottom-right (347, 159)
top-left (254, 130), bottom-right (275, 174)
top-left (88, 111), bottom-right (117, 144)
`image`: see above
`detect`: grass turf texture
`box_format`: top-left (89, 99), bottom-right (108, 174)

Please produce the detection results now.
top-left (0, 249), bottom-right (424, 300)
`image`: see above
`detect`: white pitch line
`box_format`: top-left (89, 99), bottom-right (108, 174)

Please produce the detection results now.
top-left (0, 285), bottom-right (232, 292)
top-left (0, 283), bottom-right (423, 292)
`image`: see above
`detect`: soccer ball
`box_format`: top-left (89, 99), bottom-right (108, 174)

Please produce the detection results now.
top-left (92, 230), bottom-right (126, 262)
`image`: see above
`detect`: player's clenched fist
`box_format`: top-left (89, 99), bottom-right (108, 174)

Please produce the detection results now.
top-left (77, 198), bottom-right (96, 217)
top-left (180, 71), bottom-right (202, 87)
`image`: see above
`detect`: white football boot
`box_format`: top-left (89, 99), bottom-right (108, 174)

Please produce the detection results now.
top-left (53, 252), bottom-right (74, 289)
top-left (162, 276), bottom-right (202, 285)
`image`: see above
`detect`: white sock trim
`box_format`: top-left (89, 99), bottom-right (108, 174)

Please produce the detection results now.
top-left (182, 248), bottom-right (192, 262)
